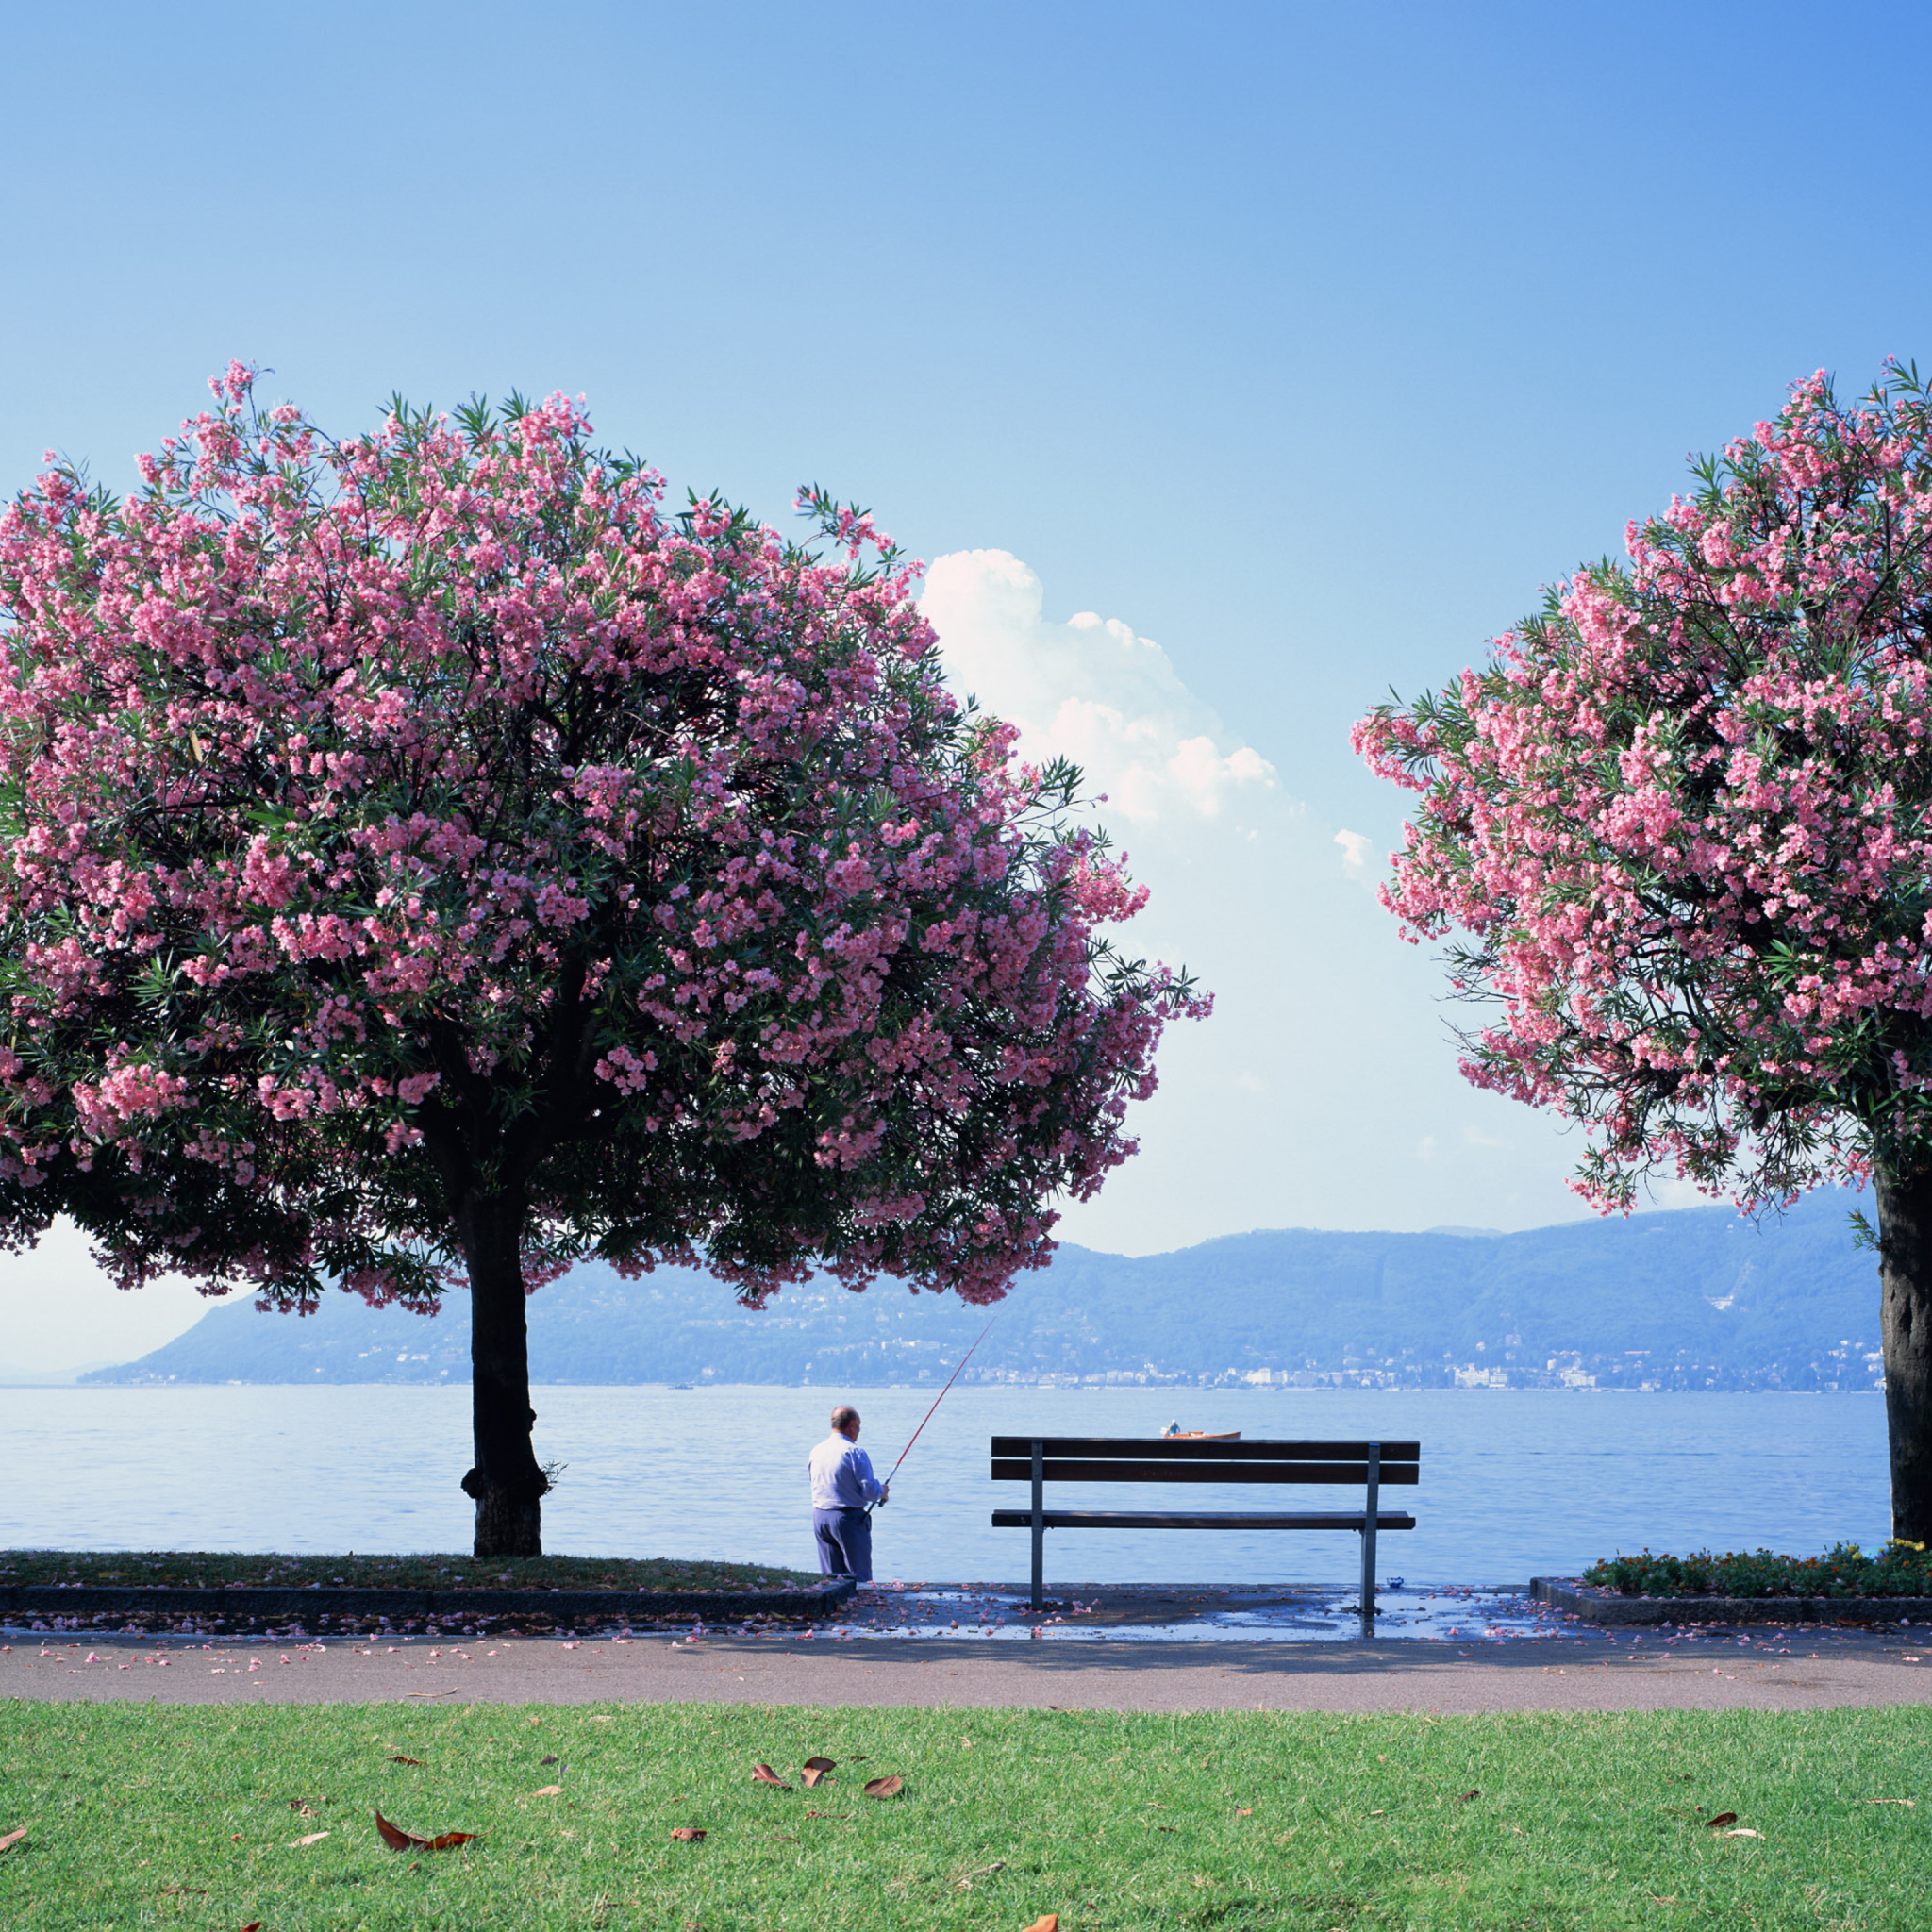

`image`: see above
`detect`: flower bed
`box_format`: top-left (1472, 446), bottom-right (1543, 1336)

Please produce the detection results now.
top-left (1583, 1541), bottom-right (1932, 1600)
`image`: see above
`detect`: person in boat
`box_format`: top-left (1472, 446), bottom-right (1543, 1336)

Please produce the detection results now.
top-left (808, 1404), bottom-right (889, 1582)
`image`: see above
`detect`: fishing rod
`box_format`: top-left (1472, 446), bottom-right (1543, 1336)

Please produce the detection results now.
top-left (871, 1315), bottom-right (996, 1508)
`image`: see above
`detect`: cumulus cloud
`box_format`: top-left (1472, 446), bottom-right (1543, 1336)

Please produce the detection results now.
top-left (918, 547), bottom-right (1585, 1252)
top-left (921, 551), bottom-right (1276, 824)
top-left (1334, 827), bottom-right (1372, 872)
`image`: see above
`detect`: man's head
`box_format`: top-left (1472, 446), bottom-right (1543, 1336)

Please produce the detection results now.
top-left (831, 1405), bottom-right (860, 1441)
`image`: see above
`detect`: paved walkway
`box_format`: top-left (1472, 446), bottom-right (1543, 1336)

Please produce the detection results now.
top-left (7, 1626), bottom-right (1932, 1713)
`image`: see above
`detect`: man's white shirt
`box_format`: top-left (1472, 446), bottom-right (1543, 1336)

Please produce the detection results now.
top-left (808, 1433), bottom-right (885, 1509)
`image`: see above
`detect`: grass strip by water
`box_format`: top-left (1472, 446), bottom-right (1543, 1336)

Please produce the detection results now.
top-left (1, 1702), bottom-right (1926, 1930)
top-left (1584, 1541), bottom-right (1932, 1599)
top-left (0, 1551), bottom-right (817, 1593)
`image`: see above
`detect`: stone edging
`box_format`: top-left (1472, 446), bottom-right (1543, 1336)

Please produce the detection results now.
top-left (0, 1575), bottom-right (858, 1629)
top-left (1531, 1575), bottom-right (1932, 1626)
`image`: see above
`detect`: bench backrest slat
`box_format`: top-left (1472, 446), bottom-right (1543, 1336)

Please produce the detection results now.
top-left (988, 1436), bottom-right (1420, 1462)
top-left (991, 1457), bottom-right (1418, 1485)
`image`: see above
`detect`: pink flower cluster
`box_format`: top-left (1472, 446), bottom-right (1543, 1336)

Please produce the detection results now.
top-left (1355, 364), bottom-right (1932, 1209)
top-left (0, 370), bottom-right (1205, 1306)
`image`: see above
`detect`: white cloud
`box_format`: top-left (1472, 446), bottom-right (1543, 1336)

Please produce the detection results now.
top-left (922, 551), bottom-right (1275, 824)
top-left (1334, 827), bottom-right (1373, 871)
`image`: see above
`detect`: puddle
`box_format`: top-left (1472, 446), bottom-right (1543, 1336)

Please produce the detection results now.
top-left (721, 1581), bottom-right (1569, 1643)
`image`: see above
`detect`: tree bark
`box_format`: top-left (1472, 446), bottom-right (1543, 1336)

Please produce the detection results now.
top-left (454, 1187), bottom-right (547, 1557)
top-left (1876, 1166), bottom-right (1932, 1543)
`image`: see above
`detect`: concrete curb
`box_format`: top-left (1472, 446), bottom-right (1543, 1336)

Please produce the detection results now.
top-left (1531, 1575), bottom-right (1932, 1626)
top-left (0, 1576), bottom-right (858, 1631)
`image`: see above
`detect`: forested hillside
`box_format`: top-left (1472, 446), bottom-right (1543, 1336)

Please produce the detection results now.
top-left (82, 1190), bottom-right (1880, 1391)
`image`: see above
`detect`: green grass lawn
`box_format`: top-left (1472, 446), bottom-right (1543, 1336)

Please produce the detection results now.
top-left (2, 1702), bottom-right (1926, 1929)
top-left (0, 1551), bottom-right (818, 1592)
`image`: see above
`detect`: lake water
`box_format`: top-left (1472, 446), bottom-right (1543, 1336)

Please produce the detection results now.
top-left (2, 1385), bottom-right (1893, 1587)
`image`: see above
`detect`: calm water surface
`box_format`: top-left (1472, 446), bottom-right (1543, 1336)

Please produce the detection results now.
top-left (3, 1385), bottom-right (1892, 1586)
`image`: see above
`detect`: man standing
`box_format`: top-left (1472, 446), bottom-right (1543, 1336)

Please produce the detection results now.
top-left (808, 1404), bottom-right (888, 1582)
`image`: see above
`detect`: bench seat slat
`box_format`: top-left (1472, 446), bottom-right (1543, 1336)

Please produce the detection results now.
top-left (991, 1509), bottom-right (1418, 1531)
top-left (990, 1437), bottom-right (1420, 1462)
top-left (991, 1458), bottom-right (1417, 1485)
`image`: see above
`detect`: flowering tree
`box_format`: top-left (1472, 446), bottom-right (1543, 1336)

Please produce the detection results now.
top-left (0, 366), bottom-right (1203, 1555)
top-left (1356, 363), bottom-right (1932, 1539)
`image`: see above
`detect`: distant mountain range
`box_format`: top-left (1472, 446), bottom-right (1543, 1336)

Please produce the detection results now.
top-left (82, 1188), bottom-right (1884, 1391)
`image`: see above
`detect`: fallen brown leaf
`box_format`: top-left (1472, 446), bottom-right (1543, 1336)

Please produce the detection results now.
top-left (533, 1785), bottom-right (564, 1798)
top-left (669, 1826), bottom-right (707, 1842)
top-left (375, 1808), bottom-right (477, 1852)
top-left (1705, 1812), bottom-right (1739, 1830)
top-left (752, 1763), bottom-right (792, 1790)
top-left (1235, 1807), bottom-right (1253, 1817)
top-left (801, 1766), bottom-right (829, 1788)
top-left (1023, 1917), bottom-right (1060, 1932)
top-left (863, 1775), bottom-right (904, 1799)
top-left (227, 1834), bottom-right (243, 1843)
top-left (0, 1827), bottom-right (25, 1855)
top-left (847, 1753), bottom-right (868, 1761)
top-left (375, 1812), bottom-right (417, 1851)
top-left (540, 1755), bottom-right (560, 1766)
top-left (1457, 1789), bottom-right (1480, 1803)
top-left (290, 1830), bottom-right (330, 1847)
top-left (242, 1923), bottom-right (263, 1931)
top-left (389, 1756), bottom-right (425, 1767)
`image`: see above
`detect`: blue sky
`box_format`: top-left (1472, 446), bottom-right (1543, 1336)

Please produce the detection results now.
top-left (3, 1), bottom-right (1928, 1361)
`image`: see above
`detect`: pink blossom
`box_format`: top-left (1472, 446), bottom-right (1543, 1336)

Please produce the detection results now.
top-left (1355, 361), bottom-right (1932, 1215)
top-left (0, 368), bottom-right (1205, 1330)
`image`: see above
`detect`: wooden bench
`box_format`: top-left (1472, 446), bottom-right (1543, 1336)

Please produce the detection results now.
top-left (991, 1435), bottom-right (1419, 1625)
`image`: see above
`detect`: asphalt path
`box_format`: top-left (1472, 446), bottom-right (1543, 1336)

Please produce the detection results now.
top-left (7, 1627), bottom-right (1932, 1713)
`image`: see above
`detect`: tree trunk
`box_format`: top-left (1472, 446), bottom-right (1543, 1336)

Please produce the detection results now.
top-left (454, 1188), bottom-right (547, 1557)
top-left (1876, 1166), bottom-right (1932, 1543)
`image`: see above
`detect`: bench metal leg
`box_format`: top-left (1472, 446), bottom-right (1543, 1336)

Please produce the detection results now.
top-left (1030, 1438), bottom-right (1044, 1613)
top-left (1359, 1441), bottom-right (1380, 1636)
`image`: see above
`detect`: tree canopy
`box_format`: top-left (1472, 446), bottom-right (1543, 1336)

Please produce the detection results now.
top-left (1356, 365), bottom-right (1932, 1211)
top-left (0, 365), bottom-right (1202, 1549)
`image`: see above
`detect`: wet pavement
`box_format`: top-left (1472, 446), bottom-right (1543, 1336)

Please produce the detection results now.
top-left (794, 1581), bottom-right (1563, 1642)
